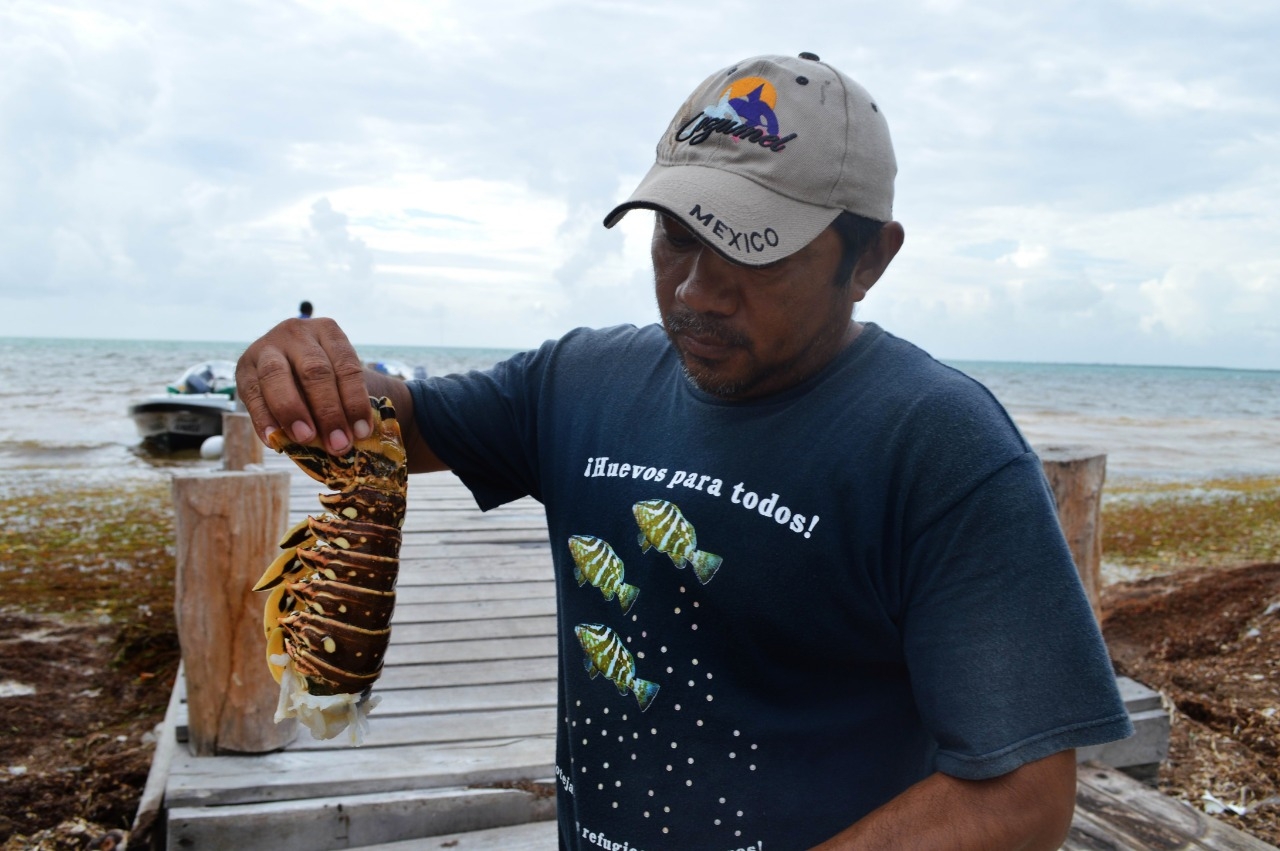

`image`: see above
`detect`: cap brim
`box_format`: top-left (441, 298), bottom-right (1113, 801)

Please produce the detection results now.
top-left (603, 163), bottom-right (841, 266)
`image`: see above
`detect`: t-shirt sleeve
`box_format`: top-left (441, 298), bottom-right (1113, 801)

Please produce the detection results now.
top-left (900, 451), bottom-right (1134, 780)
top-left (406, 345), bottom-right (549, 510)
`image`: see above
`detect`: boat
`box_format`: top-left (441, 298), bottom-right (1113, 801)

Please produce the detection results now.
top-left (128, 361), bottom-right (239, 451)
top-left (366, 359), bottom-right (428, 380)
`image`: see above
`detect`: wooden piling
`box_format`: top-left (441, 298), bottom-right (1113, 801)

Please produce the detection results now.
top-left (222, 410), bottom-right (263, 471)
top-left (1038, 445), bottom-right (1107, 623)
top-left (171, 469), bottom-right (296, 755)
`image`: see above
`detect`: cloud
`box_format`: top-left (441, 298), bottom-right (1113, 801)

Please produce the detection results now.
top-left (307, 198), bottom-right (373, 279)
top-left (0, 0), bottom-right (1277, 367)
top-left (998, 243), bottom-right (1050, 270)
top-left (1138, 266), bottom-right (1206, 338)
top-left (1139, 259), bottom-right (1280, 342)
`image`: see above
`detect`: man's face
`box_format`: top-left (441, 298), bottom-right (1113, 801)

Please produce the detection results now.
top-left (652, 213), bottom-right (861, 401)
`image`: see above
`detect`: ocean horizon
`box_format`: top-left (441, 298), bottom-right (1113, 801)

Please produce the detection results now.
top-left (7, 331), bottom-right (1277, 375)
top-left (3, 334), bottom-right (1279, 495)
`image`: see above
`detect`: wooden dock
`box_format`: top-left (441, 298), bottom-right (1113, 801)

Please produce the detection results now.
top-left (140, 458), bottom-right (1278, 850)
top-left (152, 459), bottom-right (559, 849)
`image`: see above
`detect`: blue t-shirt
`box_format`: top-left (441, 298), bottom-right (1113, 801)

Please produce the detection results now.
top-left (409, 323), bottom-right (1131, 850)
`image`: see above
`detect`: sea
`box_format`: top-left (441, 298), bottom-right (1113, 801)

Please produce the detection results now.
top-left (3, 335), bottom-right (1279, 498)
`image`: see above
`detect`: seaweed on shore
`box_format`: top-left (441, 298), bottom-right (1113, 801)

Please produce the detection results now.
top-left (0, 481), bottom-right (180, 845)
top-left (0, 482), bottom-right (176, 623)
top-left (1103, 477), bottom-right (1280, 575)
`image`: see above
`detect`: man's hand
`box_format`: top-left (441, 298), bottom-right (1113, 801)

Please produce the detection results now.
top-left (236, 317), bottom-right (381, 455)
top-left (237, 317), bottom-right (447, 474)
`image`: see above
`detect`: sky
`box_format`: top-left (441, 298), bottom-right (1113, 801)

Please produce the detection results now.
top-left (2, 0), bottom-right (1278, 369)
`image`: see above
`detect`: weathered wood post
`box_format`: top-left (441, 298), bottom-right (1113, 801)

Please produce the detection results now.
top-left (1038, 446), bottom-right (1107, 624)
top-left (221, 410), bottom-right (263, 471)
top-left (172, 469), bottom-right (297, 754)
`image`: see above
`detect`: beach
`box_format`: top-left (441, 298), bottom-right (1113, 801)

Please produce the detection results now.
top-left (2, 335), bottom-right (1280, 846)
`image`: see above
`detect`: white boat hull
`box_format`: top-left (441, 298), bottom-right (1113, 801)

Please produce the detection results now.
top-left (129, 395), bottom-right (237, 450)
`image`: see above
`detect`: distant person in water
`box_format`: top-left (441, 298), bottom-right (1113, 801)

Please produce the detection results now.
top-left (298, 301), bottom-right (313, 319)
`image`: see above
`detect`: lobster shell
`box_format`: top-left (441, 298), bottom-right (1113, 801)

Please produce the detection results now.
top-left (255, 396), bottom-right (408, 736)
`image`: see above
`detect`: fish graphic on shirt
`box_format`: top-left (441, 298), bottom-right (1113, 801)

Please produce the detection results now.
top-left (567, 535), bottom-right (639, 614)
top-left (632, 499), bottom-right (723, 584)
top-left (574, 623), bottom-right (660, 712)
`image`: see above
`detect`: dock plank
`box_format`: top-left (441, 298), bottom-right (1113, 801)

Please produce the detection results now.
top-left (164, 738), bottom-right (554, 807)
top-left (1074, 763), bottom-right (1275, 851)
top-left (167, 786), bottom-right (556, 850)
top-left (390, 596), bottom-right (556, 624)
top-left (395, 581), bottom-right (553, 604)
top-left (382, 634), bottom-right (556, 661)
top-left (377, 657), bottom-right (556, 689)
top-left (347, 820), bottom-right (558, 850)
top-left (388, 616), bottom-right (556, 644)
top-left (372, 680), bottom-right (558, 715)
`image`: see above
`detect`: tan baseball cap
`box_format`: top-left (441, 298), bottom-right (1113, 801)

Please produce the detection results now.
top-left (603, 52), bottom-right (896, 266)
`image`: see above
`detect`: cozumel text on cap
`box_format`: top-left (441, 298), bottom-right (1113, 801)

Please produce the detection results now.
top-left (674, 113), bottom-right (798, 151)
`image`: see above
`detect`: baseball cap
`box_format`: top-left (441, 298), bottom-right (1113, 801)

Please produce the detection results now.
top-left (603, 52), bottom-right (896, 266)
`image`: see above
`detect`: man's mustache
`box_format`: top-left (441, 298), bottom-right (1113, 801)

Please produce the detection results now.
top-left (664, 310), bottom-right (751, 350)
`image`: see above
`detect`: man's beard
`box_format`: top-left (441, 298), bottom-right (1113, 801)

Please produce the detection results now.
top-left (662, 309), bottom-right (761, 399)
top-left (663, 309), bottom-right (751, 350)
top-left (661, 305), bottom-right (857, 400)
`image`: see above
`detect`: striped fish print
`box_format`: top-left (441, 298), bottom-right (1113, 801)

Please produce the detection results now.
top-left (632, 498), bottom-right (723, 585)
top-left (568, 535), bottom-right (639, 614)
top-left (574, 623), bottom-right (660, 712)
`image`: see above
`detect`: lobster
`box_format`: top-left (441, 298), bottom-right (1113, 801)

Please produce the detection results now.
top-left (253, 396), bottom-right (408, 744)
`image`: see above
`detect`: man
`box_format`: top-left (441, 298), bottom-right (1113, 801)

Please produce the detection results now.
top-left (298, 300), bottom-right (313, 319)
top-left (238, 53), bottom-right (1131, 849)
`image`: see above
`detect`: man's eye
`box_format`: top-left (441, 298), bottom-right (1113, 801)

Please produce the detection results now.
top-left (660, 219), bottom-right (698, 248)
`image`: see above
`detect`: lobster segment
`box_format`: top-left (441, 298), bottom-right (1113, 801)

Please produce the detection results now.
top-left (295, 545), bottom-right (400, 592)
top-left (318, 488), bottom-right (407, 529)
top-left (256, 396), bottom-right (408, 745)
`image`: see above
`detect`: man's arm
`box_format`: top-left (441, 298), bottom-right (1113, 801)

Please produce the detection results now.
top-left (810, 749), bottom-right (1077, 851)
top-left (235, 317), bottom-right (447, 474)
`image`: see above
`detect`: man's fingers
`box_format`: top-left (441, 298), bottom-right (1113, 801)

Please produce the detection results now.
top-left (234, 356), bottom-right (283, 445)
top-left (319, 332), bottom-right (375, 442)
top-left (291, 320), bottom-right (367, 454)
top-left (235, 318), bottom-right (368, 454)
top-left (248, 344), bottom-right (316, 444)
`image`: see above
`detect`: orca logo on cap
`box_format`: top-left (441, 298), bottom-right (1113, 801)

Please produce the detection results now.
top-left (674, 75), bottom-right (798, 152)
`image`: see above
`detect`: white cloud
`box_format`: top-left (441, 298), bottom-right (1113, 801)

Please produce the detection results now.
top-left (998, 243), bottom-right (1049, 270)
top-left (1071, 64), bottom-right (1261, 116)
top-left (307, 198), bottom-right (373, 279)
top-left (1137, 266), bottom-right (1205, 337)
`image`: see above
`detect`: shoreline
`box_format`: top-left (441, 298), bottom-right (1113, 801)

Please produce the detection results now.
top-left (1101, 475), bottom-right (1280, 584)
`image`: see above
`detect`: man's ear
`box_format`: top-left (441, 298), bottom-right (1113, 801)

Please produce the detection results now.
top-left (848, 222), bottom-right (905, 301)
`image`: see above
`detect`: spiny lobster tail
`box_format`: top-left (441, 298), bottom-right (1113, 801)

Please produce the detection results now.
top-left (255, 396), bottom-right (407, 745)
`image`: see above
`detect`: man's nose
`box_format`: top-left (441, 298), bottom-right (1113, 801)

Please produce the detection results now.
top-left (676, 248), bottom-right (739, 315)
